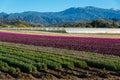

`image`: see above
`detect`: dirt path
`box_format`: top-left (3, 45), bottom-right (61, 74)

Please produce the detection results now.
top-left (0, 67), bottom-right (120, 80)
top-left (0, 30), bottom-right (120, 38)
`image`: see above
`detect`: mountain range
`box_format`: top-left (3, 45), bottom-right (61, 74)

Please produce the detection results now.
top-left (0, 6), bottom-right (120, 25)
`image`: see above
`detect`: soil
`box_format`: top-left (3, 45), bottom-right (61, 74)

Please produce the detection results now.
top-left (0, 67), bottom-right (120, 80)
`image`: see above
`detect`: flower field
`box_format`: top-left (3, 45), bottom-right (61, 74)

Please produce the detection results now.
top-left (0, 31), bottom-right (120, 79)
top-left (0, 31), bottom-right (120, 56)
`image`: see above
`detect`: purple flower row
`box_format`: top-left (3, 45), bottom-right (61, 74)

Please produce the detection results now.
top-left (0, 32), bottom-right (120, 56)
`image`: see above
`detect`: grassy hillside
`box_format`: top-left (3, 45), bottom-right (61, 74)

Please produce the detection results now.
top-left (0, 19), bottom-right (41, 28)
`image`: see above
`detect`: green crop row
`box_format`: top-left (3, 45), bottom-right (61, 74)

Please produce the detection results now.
top-left (0, 60), bottom-right (20, 73)
top-left (0, 46), bottom-right (87, 73)
top-left (0, 45), bottom-right (120, 73)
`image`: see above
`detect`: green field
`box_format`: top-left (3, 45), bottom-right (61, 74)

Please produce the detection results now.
top-left (0, 46), bottom-right (88, 73)
top-left (0, 43), bottom-right (120, 79)
top-left (0, 45), bottom-right (120, 73)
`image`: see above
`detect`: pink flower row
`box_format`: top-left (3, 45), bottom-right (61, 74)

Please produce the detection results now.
top-left (0, 32), bottom-right (120, 56)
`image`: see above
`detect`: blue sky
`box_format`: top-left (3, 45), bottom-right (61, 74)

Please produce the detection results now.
top-left (0, 0), bottom-right (120, 13)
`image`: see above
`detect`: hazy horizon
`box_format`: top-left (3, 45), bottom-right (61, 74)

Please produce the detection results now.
top-left (0, 0), bottom-right (120, 13)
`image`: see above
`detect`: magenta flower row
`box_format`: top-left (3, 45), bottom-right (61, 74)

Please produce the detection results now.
top-left (0, 32), bottom-right (120, 56)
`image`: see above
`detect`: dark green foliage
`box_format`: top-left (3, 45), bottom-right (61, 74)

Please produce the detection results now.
top-left (84, 59), bottom-right (120, 71)
top-left (0, 57), bottom-right (37, 73)
top-left (34, 63), bottom-right (47, 70)
top-left (0, 61), bottom-right (10, 71)
top-left (0, 45), bottom-right (120, 73)
top-left (73, 60), bottom-right (87, 68)
top-left (16, 68), bottom-right (21, 72)
top-left (8, 67), bottom-right (17, 74)
top-left (45, 60), bottom-right (62, 69)
top-left (0, 61), bottom-right (20, 73)
top-left (59, 18), bottom-right (120, 28)
top-left (0, 46), bottom-right (88, 73)
top-left (61, 61), bottom-right (74, 69)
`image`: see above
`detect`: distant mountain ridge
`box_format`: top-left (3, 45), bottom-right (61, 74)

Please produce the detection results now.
top-left (0, 6), bottom-right (120, 25)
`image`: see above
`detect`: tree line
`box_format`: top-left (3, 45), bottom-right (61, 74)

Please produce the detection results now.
top-left (58, 18), bottom-right (120, 28)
